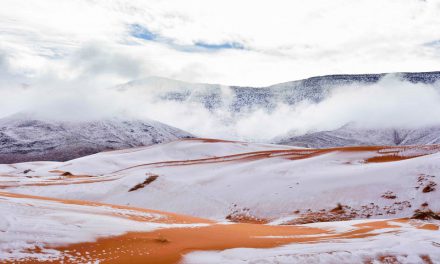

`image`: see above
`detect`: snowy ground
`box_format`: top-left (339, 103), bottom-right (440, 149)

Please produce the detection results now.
top-left (183, 219), bottom-right (440, 264)
top-left (0, 192), bottom-right (208, 262)
top-left (1, 139), bottom-right (439, 263)
top-left (2, 139), bottom-right (439, 221)
top-left (2, 191), bottom-right (439, 263)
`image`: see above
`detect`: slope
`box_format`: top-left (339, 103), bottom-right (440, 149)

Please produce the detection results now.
top-left (0, 114), bottom-right (193, 163)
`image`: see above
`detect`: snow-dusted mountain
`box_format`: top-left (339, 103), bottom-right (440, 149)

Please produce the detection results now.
top-left (276, 123), bottom-right (440, 148)
top-left (0, 114), bottom-right (193, 163)
top-left (118, 71), bottom-right (440, 112)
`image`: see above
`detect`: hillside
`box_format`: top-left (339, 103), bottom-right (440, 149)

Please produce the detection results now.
top-left (0, 114), bottom-right (193, 163)
top-left (118, 72), bottom-right (440, 112)
top-left (276, 123), bottom-right (440, 148)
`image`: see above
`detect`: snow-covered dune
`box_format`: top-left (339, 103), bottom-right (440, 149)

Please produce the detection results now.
top-left (183, 219), bottom-right (440, 264)
top-left (1, 139), bottom-right (440, 263)
top-left (0, 191), bottom-right (208, 262)
top-left (2, 139), bottom-right (439, 222)
top-left (1, 192), bottom-right (438, 263)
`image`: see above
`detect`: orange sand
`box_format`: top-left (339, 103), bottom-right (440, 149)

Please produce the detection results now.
top-left (3, 141), bottom-right (440, 263)
top-left (0, 191), bottom-right (211, 224)
top-left (12, 218), bottom-right (420, 264)
top-left (2, 192), bottom-right (437, 264)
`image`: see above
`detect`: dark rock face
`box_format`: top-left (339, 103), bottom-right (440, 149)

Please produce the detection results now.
top-left (0, 115), bottom-right (193, 164)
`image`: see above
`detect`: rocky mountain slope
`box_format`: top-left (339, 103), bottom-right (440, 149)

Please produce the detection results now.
top-left (119, 71), bottom-right (440, 112)
top-left (0, 114), bottom-right (193, 163)
top-left (276, 123), bottom-right (440, 148)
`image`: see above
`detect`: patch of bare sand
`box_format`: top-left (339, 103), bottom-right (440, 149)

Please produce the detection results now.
top-left (13, 223), bottom-right (328, 264)
top-left (364, 154), bottom-right (422, 163)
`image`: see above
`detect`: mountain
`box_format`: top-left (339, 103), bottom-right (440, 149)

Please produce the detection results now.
top-left (0, 114), bottom-right (193, 163)
top-left (118, 71), bottom-right (440, 113)
top-left (276, 123), bottom-right (440, 148)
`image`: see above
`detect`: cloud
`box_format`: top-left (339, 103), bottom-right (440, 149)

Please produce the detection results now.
top-left (1, 0), bottom-right (440, 86)
top-left (71, 43), bottom-right (150, 80)
top-left (147, 75), bottom-right (440, 142)
top-left (3, 69), bottom-right (440, 142)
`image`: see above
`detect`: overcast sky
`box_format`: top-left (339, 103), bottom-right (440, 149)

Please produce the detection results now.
top-left (1, 0), bottom-right (440, 86)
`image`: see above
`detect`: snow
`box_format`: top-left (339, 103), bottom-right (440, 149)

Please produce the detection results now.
top-left (120, 73), bottom-right (440, 114)
top-left (2, 139), bottom-right (297, 176)
top-left (183, 220), bottom-right (440, 264)
top-left (0, 113), bottom-right (193, 163)
top-left (2, 139), bottom-right (439, 221)
top-left (0, 193), bottom-right (206, 261)
top-left (1, 139), bottom-right (439, 262)
top-left (277, 122), bottom-right (440, 148)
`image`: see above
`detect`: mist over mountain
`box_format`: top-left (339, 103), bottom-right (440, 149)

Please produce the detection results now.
top-left (113, 71), bottom-right (440, 141)
top-left (276, 123), bottom-right (440, 148)
top-left (119, 71), bottom-right (440, 112)
top-left (2, 71), bottom-right (440, 143)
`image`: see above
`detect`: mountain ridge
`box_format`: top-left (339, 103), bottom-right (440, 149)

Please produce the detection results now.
top-left (0, 114), bottom-right (193, 163)
top-left (276, 123), bottom-right (440, 148)
top-left (118, 71), bottom-right (440, 113)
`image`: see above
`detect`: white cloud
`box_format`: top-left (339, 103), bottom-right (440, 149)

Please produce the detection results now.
top-left (2, 69), bottom-right (440, 142)
top-left (1, 0), bottom-right (440, 86)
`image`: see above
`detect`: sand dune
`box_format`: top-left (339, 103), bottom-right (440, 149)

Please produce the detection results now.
top-left (2, 191), bottom-right (438, 263)
top-left (1, 139), bottom-right (439, 263)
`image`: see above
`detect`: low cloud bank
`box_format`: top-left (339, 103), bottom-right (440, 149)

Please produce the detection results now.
top-left (1, 48), bottom-right (440, 142)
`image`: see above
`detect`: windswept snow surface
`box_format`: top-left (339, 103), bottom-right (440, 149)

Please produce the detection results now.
top-left (3, 191), bottom-right (438, 263)
top-left (2, 139), bottom-right (440, 221)
top-left (1, 139), bottom-right (440, 263)
top-left (183, 219), bottom-right (440, 264)
top-left (0, 192), bottom-right (208, 262)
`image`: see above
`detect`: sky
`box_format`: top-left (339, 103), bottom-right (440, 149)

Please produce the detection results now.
top-left (1, 0), bottom-right (440, 86)
top-left (1, 0), bottom-right (440, 141)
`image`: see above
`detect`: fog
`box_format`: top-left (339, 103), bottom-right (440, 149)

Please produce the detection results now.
top-left (127, 75), bottom-right (440, 141)
top-left (2, 53), bottom-right (440, 142)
